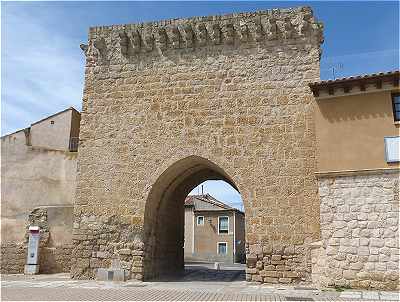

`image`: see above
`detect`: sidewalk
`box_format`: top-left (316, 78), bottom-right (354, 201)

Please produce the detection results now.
top-left (1, 273), bottom-right (399, 301)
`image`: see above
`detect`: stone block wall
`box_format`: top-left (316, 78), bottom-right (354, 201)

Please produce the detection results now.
top-left (246, 243), bottom-right (311, 283)
top-left (317, 170), bottom-right (399, 290)
top-left (73, 6), bottom-right (323, 282)
top-left (71, 214), bottom-right (145, 280)
top-left (310, 241), bottom-right (328, 287)
top-left (0, 244), bottom-right (73, 274)
top-left (39, 246), bottom-right (74, 273)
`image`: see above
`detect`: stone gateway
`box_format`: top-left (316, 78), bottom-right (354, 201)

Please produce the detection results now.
top-left (72, 6), bottom-right (324, 283)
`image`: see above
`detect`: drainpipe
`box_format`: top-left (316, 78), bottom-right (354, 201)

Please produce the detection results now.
top-left (233, 212), bottom-right (236, 263)
top-left (192, 210), bottom-right (195, 255)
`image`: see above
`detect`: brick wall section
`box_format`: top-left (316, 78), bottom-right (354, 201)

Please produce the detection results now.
top-left (317, 170), bottom-right (399, 290)
top-left (73, 6), bottom-right (323, 282)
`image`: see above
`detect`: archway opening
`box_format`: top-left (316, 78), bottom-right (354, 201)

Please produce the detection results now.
top-left (183, 180), bottom-right (245, 281)
top-left (143, 156), bottom-right (245, 281)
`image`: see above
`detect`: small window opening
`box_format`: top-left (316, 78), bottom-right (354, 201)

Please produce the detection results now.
top-left (392, 93), bottom-right (400, 122)
top-left (218, 242), bottom-right (227, 255)
top-left (218, 216), bottom-right (229, 234)
top-left (197, 216), bottom-right (204, 225)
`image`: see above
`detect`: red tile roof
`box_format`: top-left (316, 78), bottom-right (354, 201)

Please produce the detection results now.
top-left (309, 70), bottom-right (399, 97)
top-left (185, 194), bottom-right (240, 212)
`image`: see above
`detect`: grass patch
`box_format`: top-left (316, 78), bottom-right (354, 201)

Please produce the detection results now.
top-left (334, 285), bottom-right (351, 292)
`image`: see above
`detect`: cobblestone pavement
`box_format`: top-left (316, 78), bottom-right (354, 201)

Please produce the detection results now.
top-left (1, 265), bottom-right (399, 301)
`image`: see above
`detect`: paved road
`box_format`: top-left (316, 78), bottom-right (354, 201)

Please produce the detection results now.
top-left (2, 287), bottom-right (287, 301)
top-left (1, 264), bottom-right (399, 301)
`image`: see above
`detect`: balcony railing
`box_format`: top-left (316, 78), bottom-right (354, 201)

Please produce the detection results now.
top-left (69, 137), bottom-right (79, 152)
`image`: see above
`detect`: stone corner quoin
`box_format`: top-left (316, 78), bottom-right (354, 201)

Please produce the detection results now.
top-left (72, 6), bottom-right (324, 284)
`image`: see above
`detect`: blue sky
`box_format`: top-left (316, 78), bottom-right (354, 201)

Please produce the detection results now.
top-left (1, 1), bottom-right (399, 208)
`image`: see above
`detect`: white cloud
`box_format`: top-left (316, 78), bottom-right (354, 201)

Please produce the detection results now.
top-left (1, 6), bottom-right (85, 135)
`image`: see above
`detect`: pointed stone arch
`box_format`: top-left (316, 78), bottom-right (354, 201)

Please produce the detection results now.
top-left (143, 155), bottom-right (241, 279)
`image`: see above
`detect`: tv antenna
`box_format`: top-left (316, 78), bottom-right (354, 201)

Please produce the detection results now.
top-left (323, 62), bottom-right (344, 80)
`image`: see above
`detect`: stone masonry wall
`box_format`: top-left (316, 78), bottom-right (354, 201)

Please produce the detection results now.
top-left (0, 243), bottom-right (26, 274)
top-left (1, 206), bottom-right (74, 274)
top-left (0, 244), bottom-right (73, 274)
top-left (245, 242), bottom-right (311, 283)
top-left (39, 246), bottom-right (74, 273)
top-left (317, 170), bottom-right (399, 290)
top-left (73, 6), bottom-right (323, 282)
top-left (71, 215), bottom-right (145, 280)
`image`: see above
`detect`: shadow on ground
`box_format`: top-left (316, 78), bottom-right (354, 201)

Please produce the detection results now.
top-left (155, 262), bottom-right (246, 282)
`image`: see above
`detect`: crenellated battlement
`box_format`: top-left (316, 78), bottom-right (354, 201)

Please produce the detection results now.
top-left (81, 6), bottom-right (323, 65)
